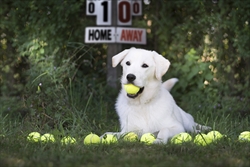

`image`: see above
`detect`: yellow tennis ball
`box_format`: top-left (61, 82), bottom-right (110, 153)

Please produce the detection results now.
top-left (84, 133), bottom-right (101, 145)
top-left (61, 136), bottom-right (76, 145)
top-left (40, 133), bottom-right (55, 143)
top-left (123, 132), bottom-right (139, 142)
top-left (123, 84), bottom-right (140, 95)
top-left (194, 133), bottom-right (212, 146)
top-left (140, 133), bottom-right (156, 145)
top-left (171, 132), bottom-right (192, 144)
top-left (101, 134), bottom-right (118, 144)
top-left (238, 131), bottom-right (250, 142)
top-left (27, 132), bottom-right (41, 142)
top-left (207, 130), bottom-right (223, 142)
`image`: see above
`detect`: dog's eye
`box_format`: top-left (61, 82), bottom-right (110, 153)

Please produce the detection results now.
top-left (142, 63), bottom-right (148, 68)
top-left (126, 61), bottom-right (131, 66)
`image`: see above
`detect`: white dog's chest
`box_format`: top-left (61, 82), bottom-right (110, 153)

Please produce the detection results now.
top-left (116, 96), bottom-right (176, 134)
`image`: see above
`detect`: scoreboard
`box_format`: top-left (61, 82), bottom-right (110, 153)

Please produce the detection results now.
top-left (85, 0), bottom-right (146, 44)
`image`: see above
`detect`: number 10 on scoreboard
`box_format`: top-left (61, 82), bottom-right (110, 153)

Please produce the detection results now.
top-left (86, 0), bottom-right (142, 26)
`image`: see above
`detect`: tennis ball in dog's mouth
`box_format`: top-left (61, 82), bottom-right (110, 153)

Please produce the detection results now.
top-left (238, 131), bottom-right (250, 142)
top-left (84, 133), bottom-right (101, 145)
top-left (123, 84), bottom-right (140, 95)
top-left (61, 136), bottom-right (76, 145)
top-left (123, 132), bottom-right (139, 142)
top-left (194, 133), bottom-right (212, 146)
top-left (171, 132), bottom-right (192, 144)
top-left (140, 133), bottom-right (156, 145)
top-left (40, 133), bottom-right (55, 143)
top-left (101, 134), bottom-right (118, 144)
top-left (27, 132), bottom-right (41, 142)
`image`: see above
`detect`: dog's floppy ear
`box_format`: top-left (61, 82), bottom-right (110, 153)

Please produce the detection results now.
top-left (153, 51), bottom-right (170, 80)
top-left (112, 49), bottom-right (131, 67)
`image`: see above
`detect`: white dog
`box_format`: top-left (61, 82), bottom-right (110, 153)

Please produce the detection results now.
top-left (104, 48), bottom-right (210, 143)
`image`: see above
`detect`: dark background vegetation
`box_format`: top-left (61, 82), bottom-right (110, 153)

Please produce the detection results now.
top-left (0, 0), bottom-right (250, 166)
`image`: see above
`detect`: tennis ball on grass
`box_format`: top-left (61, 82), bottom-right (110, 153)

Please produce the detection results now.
top-left (40, 133), bottom-right (55, 143)
top-left (101, 134), bottom-right (118, 144)
top-left (207, 130), bottom-right (223, 142)
top-left (123, 84), bottom-right (140, 94)
top-left (61, 136), bottom-right (76, 145)
top-left (123, 132), bottom-right (138, 142)
top-left (194, 133), bottom-right (212, 146)
top-left (84, 133), bottom-right (101, 145)
top-left (140, 133), bottom-right (156, 145)
top-left (171, 133), bottom-right (192, 144)
top-left (27, 132), bottom-right (41, 142)
top-left (238, 131), bottom-right (250, 142)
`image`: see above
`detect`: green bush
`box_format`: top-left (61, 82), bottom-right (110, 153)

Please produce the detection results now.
top-left (146, 0), bottom-right (250, 98)
top-left (19, 42), bottom-right (116, 131)
top-left (0, 0), bottom-right (92, 96)
top-left (164, 48), bottom-right (214, 100)
top-left (0, 0), bottom-right (249, 130)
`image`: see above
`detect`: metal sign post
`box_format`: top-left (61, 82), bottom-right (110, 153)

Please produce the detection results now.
top-left (107, 0), bottom-right (121, 88)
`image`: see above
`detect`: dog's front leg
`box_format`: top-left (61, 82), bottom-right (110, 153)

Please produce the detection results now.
top-left (154, 125), bottom-right (185, 144)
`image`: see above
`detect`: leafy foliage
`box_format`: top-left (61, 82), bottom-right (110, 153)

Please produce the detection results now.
top-left (0, 0), bottom-right (93, 95)
top-left (146, 0), bottom-right (250, 98)
top-left (0, 0), bottom-right (111, 129)
top-left (0, 0), bottom-right (250, 130)
top-left (166, 48), bottom-right (214, 100)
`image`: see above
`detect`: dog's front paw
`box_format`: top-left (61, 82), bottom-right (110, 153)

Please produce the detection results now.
top-left (100, 132), bottom-right (121, 140)
top-left (195, 123), bottom-right (212, 132)
top-left (100, 132), bottom-right (112, 140)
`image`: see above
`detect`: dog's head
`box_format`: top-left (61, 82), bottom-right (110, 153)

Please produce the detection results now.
top-left (112, 48), bottom-right (170, 99)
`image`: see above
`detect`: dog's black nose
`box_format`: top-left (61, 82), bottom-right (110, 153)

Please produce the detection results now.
top-left (127, 74), bottom-right (136, 82)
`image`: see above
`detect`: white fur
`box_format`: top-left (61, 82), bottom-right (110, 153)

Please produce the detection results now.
top-left (103, 48), bottom-right (210, 143)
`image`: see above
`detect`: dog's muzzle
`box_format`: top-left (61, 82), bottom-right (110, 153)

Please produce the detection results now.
top-left (125, 73), bottom-right (144, 98)
top-left (127, 87), bottom-right (144, 98)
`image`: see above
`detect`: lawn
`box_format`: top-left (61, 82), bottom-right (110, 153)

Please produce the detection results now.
top-left (0, 94), bottom-right (250, 167)
top-left (0, 133), bottom-right (249, 167)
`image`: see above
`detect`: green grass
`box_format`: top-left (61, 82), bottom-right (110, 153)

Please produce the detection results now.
top-left (0, 134), bottom-right (250, 167)
top-left (0, 92), bottom-right (250, 167)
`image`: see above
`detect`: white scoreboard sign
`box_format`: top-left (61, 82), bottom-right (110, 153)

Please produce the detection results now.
top-left (85, 0), bottom-right (146, 45)
top-left (116, 27), bottom-right (146, 44)
top-left (85, 27), bottom-right (116, 43)
top-left (85, 27), bottom-right (146, 44)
